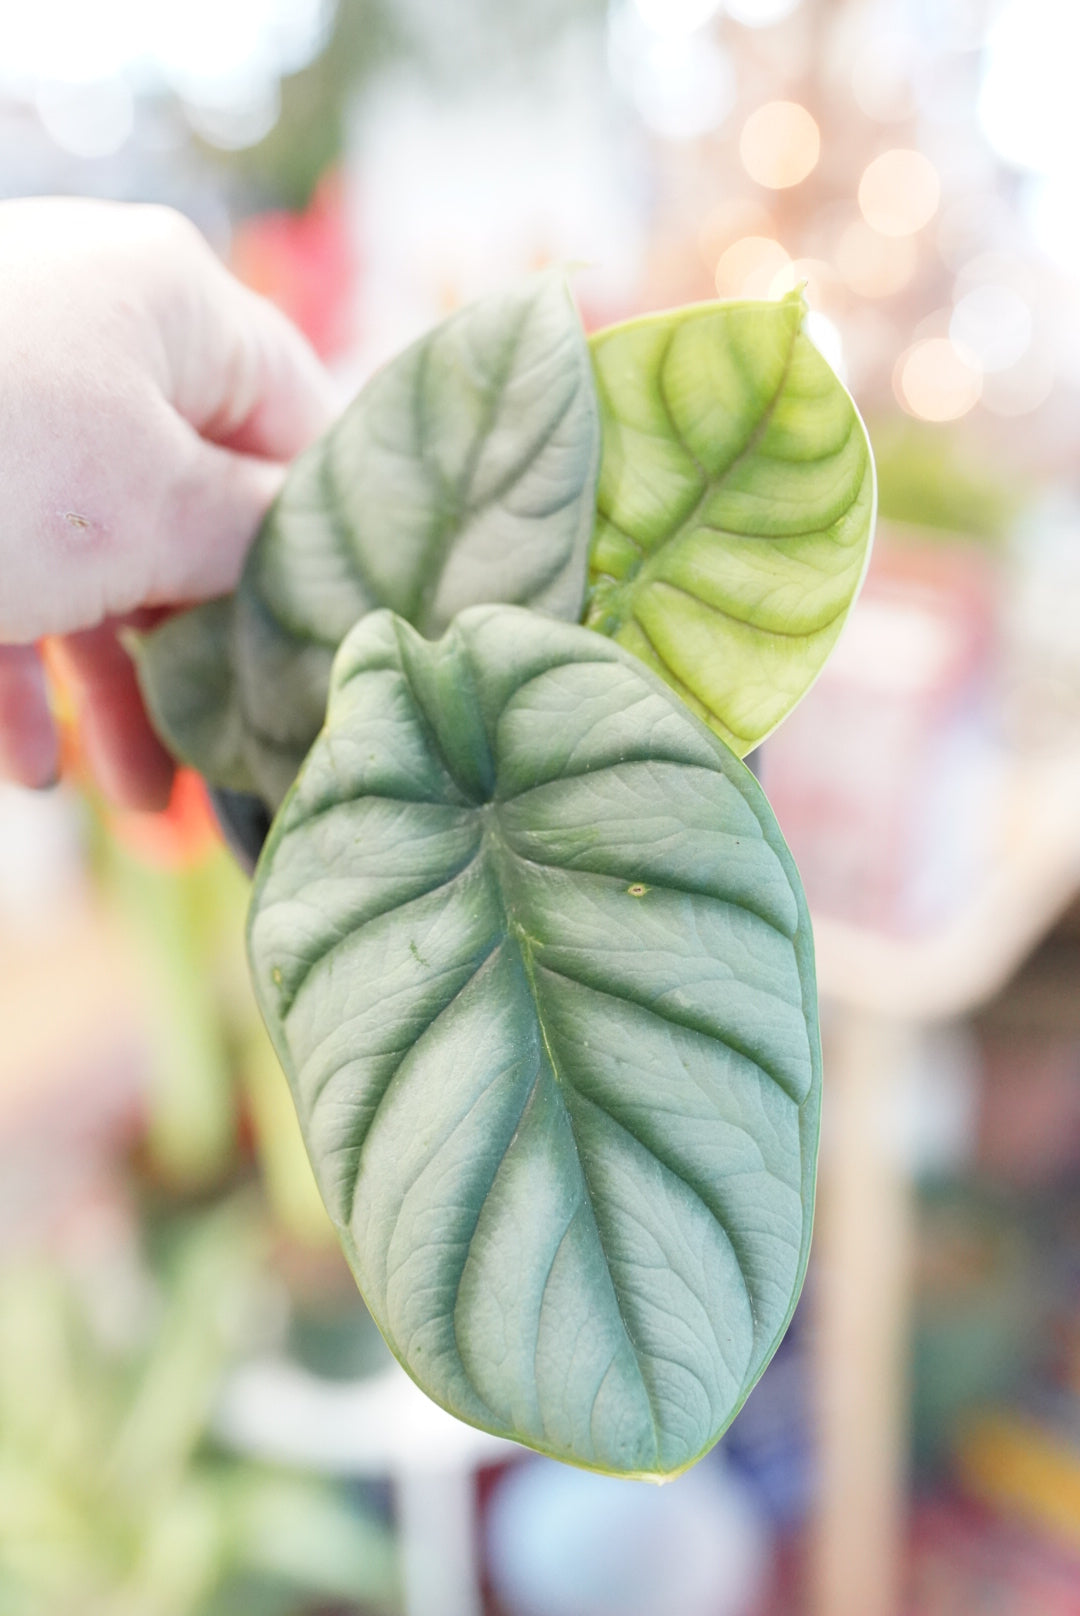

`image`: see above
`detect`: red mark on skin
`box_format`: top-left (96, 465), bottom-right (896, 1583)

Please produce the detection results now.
top-left (56, 510), bottom-right (107, 554)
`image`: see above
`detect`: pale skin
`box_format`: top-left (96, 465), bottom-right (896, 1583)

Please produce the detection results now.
top-left (0, 197), bottom-right (336, 809)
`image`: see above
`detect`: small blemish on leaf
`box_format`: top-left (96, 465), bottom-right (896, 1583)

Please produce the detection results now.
top-left (410, 940), bottom-right (429, 967)
top-left (627, 883), bottom-right (649, 898)
top-left (272, 966), bottom-right (283, 986)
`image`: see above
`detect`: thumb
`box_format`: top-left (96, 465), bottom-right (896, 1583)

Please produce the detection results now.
top-left (162, 239), bottom-right (338, 462)
top-left (144, 224), bottom-right (340, 606)
top-left (150, 425), bottom-right (287, 607)
top-left (207, 284), bottom-right (339, 462)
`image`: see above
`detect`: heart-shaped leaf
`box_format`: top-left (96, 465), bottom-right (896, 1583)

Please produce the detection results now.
top-left (586, 292), bottom-right (875, 755)
top-left (132, 271), bottom-right (600, 810)
top-left (248, 604), bottom-right (820, 1478)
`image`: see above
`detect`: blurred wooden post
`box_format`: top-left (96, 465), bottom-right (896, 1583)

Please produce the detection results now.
top-left (811, 1009), bottom-right (915, 1616)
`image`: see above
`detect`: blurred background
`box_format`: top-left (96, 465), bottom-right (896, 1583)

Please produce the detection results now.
top-left (3, 1), bottom-right (1080, 1613)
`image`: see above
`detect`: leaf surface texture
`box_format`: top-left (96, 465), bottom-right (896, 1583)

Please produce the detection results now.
top-left (133, 274), bottom-right (599, 809)
top-left (248, 604), bottom-right (820, 1476)
top-left (586, 294), bottom-right (875, 754)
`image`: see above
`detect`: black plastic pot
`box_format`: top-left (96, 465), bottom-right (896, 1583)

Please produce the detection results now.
top-left (206, 787), bottom-right (272, 877)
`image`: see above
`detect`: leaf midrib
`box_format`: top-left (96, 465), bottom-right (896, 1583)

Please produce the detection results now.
top-left (587, 316), bottom-right (805, 633)
top-left (412, 298), bottom-right (534, 637)
top-left (487, 824), bottom-right (664, 1465)
top-left (482, 816), bottom-right (808, 1455)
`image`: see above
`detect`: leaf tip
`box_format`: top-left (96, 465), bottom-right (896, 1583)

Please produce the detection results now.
top-left (116, 624), bottom-right (146, 665)
top-left (781, 285), bottom-right (809, 321)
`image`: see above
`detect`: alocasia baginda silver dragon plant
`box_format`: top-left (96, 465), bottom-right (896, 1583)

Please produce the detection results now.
top-left (131, 274), bottom-right (875, 1480)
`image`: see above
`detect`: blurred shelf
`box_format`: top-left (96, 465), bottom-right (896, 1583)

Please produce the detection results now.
top-left (815, 749), bottom-right (1080, 1022)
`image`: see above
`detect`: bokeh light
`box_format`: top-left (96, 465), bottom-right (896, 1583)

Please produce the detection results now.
top-left (632, 0), bottom-right (722, 35)
top-left (935, 194), bottom-right (1013, 272)
top-left (980, 350), bottom-right (1055, 418)
top-left (894, 337), bottom-right (981, 421)
top-left (770, 256), bottom-right (837, 308)
top-left (950, 285), bottom-right (1032, 375)
top-left (858, 149), bottom-right (940, 237)
top-left (724, 0), bottom-right (803, 27)
top-left (841, 307), bottom-right (900, 391)
top-left (608, 1), bottom-right (735, 140)
top-left (850, 32), bottom-right (917, 123)
top-left (978, 0), bottom-right (1080, 174)
top-left (697, 197), bottom-right (774, 273)
top-left (35, 75), bottom-right (134, 158)
top-left (183, 76), bottom-right (281, 150)
top-left (739, 100), bottom-right (820, 190)
top-left (0, 0), bottom-right (334, 152)
top-left (835, 219), bottom-right (918, 298)
top-left (1025, 173), bottom-right (1080, 279)
top-left (714, 234), bottom-right (790, 297)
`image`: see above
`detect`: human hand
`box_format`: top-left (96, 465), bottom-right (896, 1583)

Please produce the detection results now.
top-left (0, 197), bottom-right (335, 808)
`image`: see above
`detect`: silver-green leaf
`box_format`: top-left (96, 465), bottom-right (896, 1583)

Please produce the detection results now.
top-left (132, 272), bottom-right (600, 810)
top-left (586, 292), bottom-right (875, 755)
top-left (248, 604), bottom-right (820, 1478)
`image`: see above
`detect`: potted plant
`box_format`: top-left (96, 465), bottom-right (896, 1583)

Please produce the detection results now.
top-left (130, 273), bottom-right (875, 1480)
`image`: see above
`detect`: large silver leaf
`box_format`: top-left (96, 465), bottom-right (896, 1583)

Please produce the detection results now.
top-left (248, 604), bottom-right (820, 1478)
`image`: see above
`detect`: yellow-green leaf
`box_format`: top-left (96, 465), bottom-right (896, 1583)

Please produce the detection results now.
top-left (586, 293), bottom-right (875, 755)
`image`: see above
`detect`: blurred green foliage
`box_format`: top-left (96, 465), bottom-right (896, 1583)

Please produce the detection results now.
top-left (871, 418), bottom-right (1029, 544)
top-left (910, 1181), bottom-right (1046, 1470)
top-left (96, 825), bottom-right (332, 1244)
top-left (0, 801), bottom-right (398, 1612)
top-left (0, 1202), bottom-right (398, 1616)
